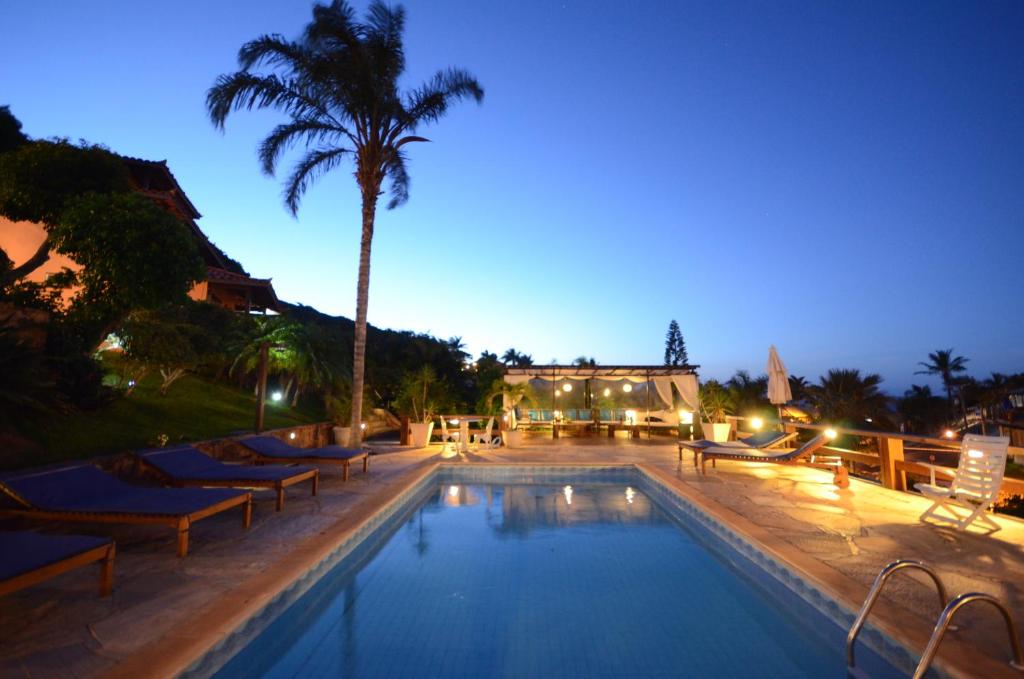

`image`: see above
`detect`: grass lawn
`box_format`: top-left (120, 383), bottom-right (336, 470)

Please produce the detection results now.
top-left (13, 371), bottom-right (324, 469)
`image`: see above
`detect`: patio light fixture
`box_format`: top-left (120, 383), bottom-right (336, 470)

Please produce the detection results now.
top-left (622, 383), bottom-right (633, 393)
top-left (944, 429), bottom-right (955, 439)
top-left (562, 383), bottom-right (572, 392)
top-left (271, 391), bottom-right (283, 402)
top-left (603, 388), bottom-right (611, 397)
top-left (824, 428), bottom-right (838, 440)
top-left (750, 417), bottom-right (764, 430)
top-left (678, 410), bottom-right (694, 425)
top-left (289, 432), bottom-right (296, 440)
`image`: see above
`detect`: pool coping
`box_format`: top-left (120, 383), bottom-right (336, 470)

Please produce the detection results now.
top-left (103, 461), bottom-right (1013, 678)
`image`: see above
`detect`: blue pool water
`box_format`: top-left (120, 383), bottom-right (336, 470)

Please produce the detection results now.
top-left (211, 469), bottom-right (908, 678)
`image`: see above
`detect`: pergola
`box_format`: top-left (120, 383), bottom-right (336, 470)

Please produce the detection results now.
top-left (503, 365), bottom-right (701, 424)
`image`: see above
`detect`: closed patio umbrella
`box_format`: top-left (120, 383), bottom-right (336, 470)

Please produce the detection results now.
top-left (767, 345), bottom-right (792, 426)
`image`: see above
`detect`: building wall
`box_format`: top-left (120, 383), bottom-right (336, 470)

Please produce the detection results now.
top-left (0, 216), bottom-right (82, 300)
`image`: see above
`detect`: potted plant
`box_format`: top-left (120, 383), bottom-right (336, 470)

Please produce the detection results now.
top-left (485, 379), bottom-right (536, 448)
top-left (399, 366), bottom-right (443, 448)
top-left (699, 380), bottom-right (734, 442)
top-left (325, 380), bottom-right (370, 446)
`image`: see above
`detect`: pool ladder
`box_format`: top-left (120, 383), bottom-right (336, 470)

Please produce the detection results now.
top-left (846, 559), bottom-right (1024, 678)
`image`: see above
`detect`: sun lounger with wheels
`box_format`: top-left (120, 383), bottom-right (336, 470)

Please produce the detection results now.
top-left (136, 445), bottom-right (319, 511)
top-left (238, 436), bottom-right (370, 481)
top-left (0, 464), bottom-right (252, 557)
top-left (699, 435), bottom-right (848, 486)
top-left (678, 430), bottom-right (797, 462)
top-left (0, 531), bottom-right (115, 597)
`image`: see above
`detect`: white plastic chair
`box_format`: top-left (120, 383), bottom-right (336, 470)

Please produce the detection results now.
top-left (438, 417), bottom-right (460, 453)
top-left (472, 417), bottom-right (500, 448)
top-left (915, 434), bottom-right (1009, 532)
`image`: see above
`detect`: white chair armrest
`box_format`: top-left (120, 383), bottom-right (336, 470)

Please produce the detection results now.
top-left (917, 462), bottom-right (955, 486)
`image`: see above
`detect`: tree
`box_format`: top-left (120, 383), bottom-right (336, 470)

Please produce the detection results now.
top-left (788, 375), bottom-right (810, 403)
top-left (501, 348), bottom-right (533, 367)
top-left (0, 325), bottom-right (56, 428)
top-left (663, 320), bottom-right (688, 366)
top-left (726, 370), bottom-right (770, 417)
top-left (206, 0), bottom-right (483, 447)
top-left (0, 141), bottom-right (205, 347)
top-left (572, 356), bottom-right (596, 367)
top-left (808, 369), bottom-right (891, 427)
top-left (0, 106), bottom-right (29, 154)
top-left (915, 348), bottom-right (969, 420)
top-left (898, 384), bottom-right (946, 435)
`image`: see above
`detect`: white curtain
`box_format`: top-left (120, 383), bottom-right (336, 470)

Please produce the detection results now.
top-left (652, 377), bottom-right (674, 409)
top-left (671, 375), bottom-right (700, 412)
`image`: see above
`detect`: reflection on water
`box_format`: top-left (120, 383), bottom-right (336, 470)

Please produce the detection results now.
top-left (431, 483), bottom-right (661, 539)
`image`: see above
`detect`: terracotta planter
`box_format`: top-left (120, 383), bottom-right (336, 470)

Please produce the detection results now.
top-left (503, 429), bottom-right (523, 448)
top-left (408, 422), bottom-right (435, 448)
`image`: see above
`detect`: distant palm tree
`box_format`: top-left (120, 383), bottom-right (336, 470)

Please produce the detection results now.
top-left (809, 369), bottom-right (890, 427)
top-left (207, 1), bottom-right (483, 446)
top-left (915, 349), bottom-right (969, 420)
top-left (726, 370), bottom-right (770, 416)
top-left (501, 348), bottom-right (533, 367)
top-left (788, 375), bottom-right (810, 403)
top-left (572, 356), bottom-right (597, 367)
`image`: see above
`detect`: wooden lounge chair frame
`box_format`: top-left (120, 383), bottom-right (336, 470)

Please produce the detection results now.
top-left (0, 539), bottom-right (115, 598)
top-left (699, 435), bottom-right (849, 487)
top-left (678, 430), bottom-right (798, 463)
top-left (136, 452), bottom-right (319, 512)
top-left (0, 485), bottom-right (252, 558)
top-left (240, 439), bottom-right (370, 482)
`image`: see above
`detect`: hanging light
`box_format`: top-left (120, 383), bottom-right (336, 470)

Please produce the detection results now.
top-left (603, 388), bottom-right (611, 397)
top-left (622, 383), bottom-right (633, 393)
top-left (562, 383), bottom-right (572, 392)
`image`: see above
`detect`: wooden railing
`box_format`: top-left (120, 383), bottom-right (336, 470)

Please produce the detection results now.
top-left (726, 416), bottom-right (1024, 497)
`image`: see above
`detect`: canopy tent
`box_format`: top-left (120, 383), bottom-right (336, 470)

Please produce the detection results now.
top-left (503, 365), bottom-right (700, 416)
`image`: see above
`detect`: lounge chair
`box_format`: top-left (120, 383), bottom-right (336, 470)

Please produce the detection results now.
top-left (238, 436), bottom-right (370, 481)
top-left (678, 430), bottom-right (798, 463)
top-left (0, 465), bottom-right (252, 557)
top-left (915, 434), bottom-right (1009, 533)
top-left (438, 417), bottom-right (460, 454)
top-left (699, 434), bottom-right (848, 486)
top-left (136, 445), bottom-right (319, 511)
top-left (0, 531), bottom-right (114, 597)
top-left (472, 417), bottom-right (500, 448)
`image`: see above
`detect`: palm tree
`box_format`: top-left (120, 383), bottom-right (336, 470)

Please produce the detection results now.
top-left (501, 348), bottom-right (533, 367)
top-left (207, 1), bottom-right (483, 446)
top-left (572, 356), bottom-right (597, 367)
top-left (808, 369), bottom-right (890, 427)
top-left (726, 370), bottom-right (770, 417)
top-left (915, 349), bottom-right (969, 420)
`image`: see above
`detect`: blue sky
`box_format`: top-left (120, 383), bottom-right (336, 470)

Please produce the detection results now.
top-left (3, 1), bottom-right (1022, 393)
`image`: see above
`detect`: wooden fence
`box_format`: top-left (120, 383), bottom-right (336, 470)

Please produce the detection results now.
top-left (725, 416), bottom-right (1024, 497)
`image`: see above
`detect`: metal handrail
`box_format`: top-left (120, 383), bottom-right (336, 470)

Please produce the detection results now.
top-left (913, 592), bottom-right (1024, 679)
top-left (846, 560), bottom-right (949, 668)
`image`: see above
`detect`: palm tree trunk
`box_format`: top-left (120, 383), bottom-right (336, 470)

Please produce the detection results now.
top-left (348, 192), bottom-right (377, 447)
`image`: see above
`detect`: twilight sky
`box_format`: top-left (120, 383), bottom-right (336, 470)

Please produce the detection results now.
top-left (2, 1), bottom-right (1022, 393)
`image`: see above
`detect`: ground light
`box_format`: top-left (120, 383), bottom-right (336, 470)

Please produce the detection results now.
top-left (271, 391), bottom-right (283, 402)
top-left (825, 428), bottom-right (838, 439)
top-left (944, 429), bottom-right (956, 439)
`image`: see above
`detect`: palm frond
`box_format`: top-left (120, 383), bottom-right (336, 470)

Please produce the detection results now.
top-left (258, 118), bottom-right (355, 175)
top-left (283, 146), bottom-right (353, 215)
top-left (237, 34), bottom-right (309, 72)
top-left (207, 72), bottom-right (327, 130)
top-left (403, 68), bottom-right (484, 130)
top-left (383, 149), bottom-right (410, 209)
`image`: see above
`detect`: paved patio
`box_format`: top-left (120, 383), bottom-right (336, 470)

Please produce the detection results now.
top-left (1, 437), bottom-right (1022, 677)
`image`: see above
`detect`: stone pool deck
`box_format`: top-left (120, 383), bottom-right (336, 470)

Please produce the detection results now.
top-left (1, 438), bottom-right (1022, 678)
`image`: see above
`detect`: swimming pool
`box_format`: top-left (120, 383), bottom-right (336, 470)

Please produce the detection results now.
top-left (196, 466), bottom-right (921, 678)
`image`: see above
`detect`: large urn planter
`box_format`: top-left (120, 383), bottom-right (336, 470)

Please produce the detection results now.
top-left (333, 426), bottom-right (352, 446)
top-left (701, 422), bottom-right (732, 442)
top-left (408, 422), bottom-right (435, 448)
top-left (503, 429), bottom-right (523, 448)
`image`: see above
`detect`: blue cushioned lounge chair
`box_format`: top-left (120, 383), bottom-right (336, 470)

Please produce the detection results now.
top-left (137, 446), bottom-right (319, 511)
top-left (0, 531), bottom-right (115, 597)
top-left (0, 465), bottom-right (252, 557)
top-left (677, 430), bottom-right (798, 463)
top-left (238, 436), bottom-right (370, 482)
